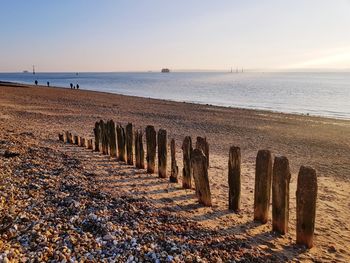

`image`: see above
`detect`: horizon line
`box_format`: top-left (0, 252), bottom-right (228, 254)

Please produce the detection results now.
top-left (1, 68), bottom-right (350, 74)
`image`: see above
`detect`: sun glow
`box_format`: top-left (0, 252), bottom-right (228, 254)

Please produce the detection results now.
top-left (289, 47), bottom-right (350, 69)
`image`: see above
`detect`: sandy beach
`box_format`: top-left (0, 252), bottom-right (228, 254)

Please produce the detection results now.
top-left (1, 83), bottom-right (350, 262)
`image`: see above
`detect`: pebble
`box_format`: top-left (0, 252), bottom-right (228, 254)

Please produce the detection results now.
top-left (0, 129), bottom-right (272, 262)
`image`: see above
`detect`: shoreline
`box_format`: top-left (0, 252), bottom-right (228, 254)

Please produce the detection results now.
top-left (1, 80), bottom-right (349, 122)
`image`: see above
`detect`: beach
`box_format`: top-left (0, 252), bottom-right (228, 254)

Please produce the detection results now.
top-left (1, 83), bottom-right (350, 262)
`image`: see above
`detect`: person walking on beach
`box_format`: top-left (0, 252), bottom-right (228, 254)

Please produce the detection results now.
top-left (35, 80), bottom-right (38, 85)
top-left (70, 83), bottom-right (73, 89)
top-left (76, 84), bottom-right (79, 89)
top-left (47, 81), bottom-right (50, 87)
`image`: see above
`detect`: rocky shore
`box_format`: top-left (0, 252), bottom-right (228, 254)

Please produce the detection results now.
top-left (0, 127), bottom-right (281, 262)
top-left (1, 83), bottom-right (349, 262)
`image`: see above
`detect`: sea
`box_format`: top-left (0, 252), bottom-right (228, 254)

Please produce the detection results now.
top-left (1, 72), bottom-right (349, 120)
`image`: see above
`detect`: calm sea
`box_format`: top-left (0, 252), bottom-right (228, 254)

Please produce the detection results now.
top-left (1, 72), bottom-right (349, 120)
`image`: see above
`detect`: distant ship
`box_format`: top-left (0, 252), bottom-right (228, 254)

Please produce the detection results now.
top-left (23, 70), bottom-right (29, 73)
top-left (161, 68), bottom-right (170, 73)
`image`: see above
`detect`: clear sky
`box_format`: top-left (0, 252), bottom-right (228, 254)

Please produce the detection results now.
top-left (1, 0), bottom-right (350, 72)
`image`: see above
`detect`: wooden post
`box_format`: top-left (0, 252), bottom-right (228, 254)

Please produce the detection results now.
top-left (181, 136), bottom-right (192, 189)
top-left (78, 136), bottom-right (83, 146)
top-left (74, 135), bottom-right (79, 145)
top-left (126, 123), bottom-right (133, 165)
top-left (228, 146), bottom-right (241, 212)
top-left (87, 139), bottom-right (93, 149)
top-left (135, 130), bottom-right (145, 169)
top-left (135, 129), bottom-right (144, 169)
top-left (139, 131), bottom-right (145, 169)
top-left (135, 129), bottom-right (140, 168)
top-left (65, 131), bottom-right (70, 143)
top-left (296, 166), bottom-right (317, 248)
top-left (254, 150), bottom-right (273, 223)
top-left (196, 136), bottom-right (209, 167)
top-left (105, 121), bottom-right (110, 154)
top-left (93, 121), bottom-right (100, 152)
top-left (68, 132), bottom-right (73, 144)
top-left (80, 137), bottom-right (87, 147)
top-left (109, 120), bottom-right (117, 157)
top-left (170, 139), bottom-right (179, 183)
top-left (157, 129), bottom-right (167, 178)
top-left (146, 125), bottom-right (157, 173)
top-left (58, 133), bottom-right (64, 141)
top-left (272, 156), bottom-right (291, 234)
top-left (117, 124), bottom-right (126, 162)
top-left (191, 149), bottom-right (211, 206)
top-left (100, 120), bottom-right (108, 154)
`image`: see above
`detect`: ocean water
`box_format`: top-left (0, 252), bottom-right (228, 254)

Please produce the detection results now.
top-left (1, 72), bottom-right (349, 120)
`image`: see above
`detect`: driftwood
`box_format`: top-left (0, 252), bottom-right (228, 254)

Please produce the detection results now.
top-left (157, 129), bottom-right (167, 178)
top-left (146, 125), bottom-right (157, 173)
top-left (108, 120), bottom-right (117, 157)
top-left (87, 139), bottom-right (93, 149)
top-left (272, 156), bottom-right (291, 234)
top-left (93, 121), bottom-right (100, 152)
top-left (254, 150), bottom-right (273, 223)
top-left (228, 146), bottom-right (241, 212)
top-left (196, 136), bottom-right (209, 167)
top-left (181, 136), bottom-right (192, 189)
top-left (126, 123), bottom-right (133, 165)
top-left (191, 149), bottom-right (211, 206)
top-left (170, 139), bottom-right (179, 183)
top-left (117, 124), bottom-right (126, 162)
top-left (296, 166), bottom-right (317, 248)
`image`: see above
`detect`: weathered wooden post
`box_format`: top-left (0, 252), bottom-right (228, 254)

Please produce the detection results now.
top-left (87, 139), bottom-right (93, 149)
top-left (146, 125), bottom-right (157, 173)
top-left (228, 146), bottom-right (241, 212)
top-left (296, 166), bottom-right (317, 248)
top-left (170, 139), bottom-right (179, 183)
top-left (254, 150), bottom-right (273, 223)
top-left (135, 129), bottom-right (145, 169)
top-left (74, 135), bottom-right (79, 145)
top-left (68, 132), bottom-right (73, 144)
top-left (126, 123), bottom-right (133, 165)
top-left (272, 156), bottom-right (291, 234)
top-left (196, 136), bottom-right (209, 167)
top-left (80, 137), bottom-right (87, 147)
top-left (65, 131), bottom-right (70, 143)
top-left (157, 129), bottom-right (167, 178)
top-left (135, 130), bottom-right (140, 167)
top-left (182, 136), bottom-right (192, 189)
top-left (116, 124), bottom-right (126, 162)
top-left (58, 133), bottom-right (64, 141)
top-left (139, 131), bottom-right (145, 169)
top-left (109, 120), bottom-right (117, 157)
top-left (191, 149), bottom-right (211, 206)
top-left (100, 120), bottom-right (108, 155)
top-left (93, 121), bottom-right (100, 152)
top-left (78, 136), bottom-right (83, 146)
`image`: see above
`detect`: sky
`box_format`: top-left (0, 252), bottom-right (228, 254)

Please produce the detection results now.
top-left (1, 0), bottom-right (350, 72)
